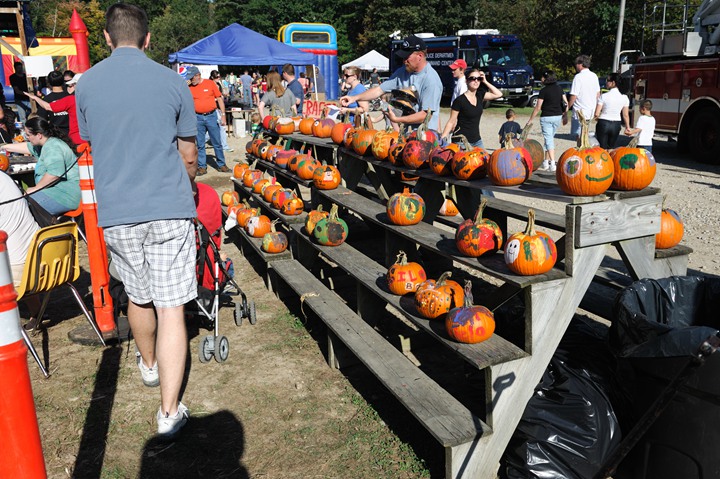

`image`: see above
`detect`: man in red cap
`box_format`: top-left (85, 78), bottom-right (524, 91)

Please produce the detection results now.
top-left (449, 58), bottom-right (468, 104)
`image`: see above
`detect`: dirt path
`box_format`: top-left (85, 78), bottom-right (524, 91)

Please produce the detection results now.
top-left (24, 106), bottom-right (719, 478)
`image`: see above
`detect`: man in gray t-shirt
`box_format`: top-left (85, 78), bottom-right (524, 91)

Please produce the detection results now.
top-left (76, 3), bottom-right (197, 439)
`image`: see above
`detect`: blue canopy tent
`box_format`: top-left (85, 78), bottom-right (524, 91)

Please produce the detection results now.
top-left (168, 23), bottom-right (316, 66)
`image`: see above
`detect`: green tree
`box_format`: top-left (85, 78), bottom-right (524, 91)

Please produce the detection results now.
top-left (147, 0), bottom-right (217, 65)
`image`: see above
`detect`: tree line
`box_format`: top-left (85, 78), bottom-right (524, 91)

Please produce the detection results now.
top-left (28, 0), bottom-right (649, 79)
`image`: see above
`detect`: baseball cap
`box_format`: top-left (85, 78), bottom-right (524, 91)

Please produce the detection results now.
top-left (449, 59), bottom-right (467, 70)
top-left (66, 73), bottom-right (82, 85)
top-left (185, 66), bottom-right (201, 79)
top-left (395, 35), bottom-right (427, 59)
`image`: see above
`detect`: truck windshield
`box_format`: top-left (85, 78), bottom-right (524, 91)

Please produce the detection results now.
top-left (478, 47), bottom-right (527, 67)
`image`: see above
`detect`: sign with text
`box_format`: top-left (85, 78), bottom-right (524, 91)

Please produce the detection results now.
top-left (304, 99), bottom-right (339, 118)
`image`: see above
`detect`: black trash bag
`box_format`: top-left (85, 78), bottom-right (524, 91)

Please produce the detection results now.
top-left (500, 317), bottom-right (624, 479)
top-left (609, 276), bottom-right (720, 358)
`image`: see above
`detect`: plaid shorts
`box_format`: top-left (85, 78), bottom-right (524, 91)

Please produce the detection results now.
top-left (103, 219), bottom-right (197, 308)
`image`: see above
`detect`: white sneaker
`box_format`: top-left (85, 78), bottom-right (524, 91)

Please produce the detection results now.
top-left (136, 351), bottom-right (160, 387)
top-left (549, 161), bottom-right (557, 172)
top-left (540, 160), bottom-right (550, 170)
top-left (157, 402), bottom-right (189, 438)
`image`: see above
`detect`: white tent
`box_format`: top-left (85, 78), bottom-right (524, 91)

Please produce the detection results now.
top-left (341, 50), bottom-right (389, 71)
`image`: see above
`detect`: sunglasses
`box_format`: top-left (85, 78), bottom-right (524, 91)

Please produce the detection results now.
top-left (467, 76), bottom-right (483, 82)
top-left (343, 74), bottom-right (355, 78)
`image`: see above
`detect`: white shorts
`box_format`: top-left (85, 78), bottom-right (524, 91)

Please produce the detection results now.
top-left (103, 219), bottom-right (197, 308)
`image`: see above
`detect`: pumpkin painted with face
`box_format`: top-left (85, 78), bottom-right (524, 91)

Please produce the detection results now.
top-left (488, 135), bottom-right (534, 186)
top-left (312, 118), bottom-right (336, 138)
top-left (557, 112), bottom-right (614, 196)
top-left (280, 195), bottom-right (304, 215)
top-left (438, 198), bottom-right (459, 216)
top-left (455, 199), bottom-right (503, 257)
top-left (386, 250), bottom-right (427, 295)
top-left (312, 165), bottom-right (342, 190)
top-left (313, 204), bottom-right (348, 246)
top-left (445, 281), bottom-right (495, 344)
top-left (414, 272), bottom-right (465, 320)
top-left (610, 137), bottom-right (657, 191)
top-left (504, 209), bottom-right (557, 275)
top-left (386, 187), bottom-right (426, 226)
top-left (245, 212), bottom-right (272, 238)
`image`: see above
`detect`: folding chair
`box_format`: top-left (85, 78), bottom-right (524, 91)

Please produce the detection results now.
top-left (56, 205), bottom-right (86, 243)
top-left (15, 222), bottom-right (105, 377)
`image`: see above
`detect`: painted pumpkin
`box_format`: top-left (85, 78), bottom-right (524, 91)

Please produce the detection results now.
top-left (299, 117), bottom-right (315, 135)
top-left (430, 143), bottom-right (460, 176)
top-left (245, 212), bottom-right (272, 238)
top-left (275, 117), bottom-right (295, 135)
top-left (557, 111), bottom-right (614, 196)
top-left (236, 202), bottom-right (258, 227)
top-left (296, 157), bottom-right (321, 180)
top-left (233, 162), bottom-right (250, 179)
top-left (407, 109), bottom-right (440, 147)
top-left (414, 271), bottom-right (465, 320)
top-left (655, 207), bottom-right (684, 249)
top-left (221, 190), bottom-right (239, 206)
top-left (371, 128), bottom-right (400, 161)
top-left (331, 119), bottom-right (353, 145)
top-left (313, 204), bottom-right (348, 246)
top-left (387, 129), bottom-right (406, 166)
top-left (313, 165), bottom-right (342, 190)
top-left (455, 198), bottom-right (503, 257)
top-left (438, 198), bottom-right (459, 217)
top-left (452, 136), bottom-right (490, 180)
top-left (312, 118), bottom-right (336, 138)
top-left (351, 119), bottom-right (378, 156)
top-left (251, 178), bottom-right (270, 194)
top-left (386, 250), bottom-right (427, 295)
top-left (488, 135), bottom-right (534, 186)
top-left (386, 187), bottom-right (426, 226)
top-left (264, 144), bottom-right (282, 161)
top-left (504, 209), bottom-right (557, 275)
top-left (289, 151), bottom-right (313, 173)
top-left (262, 221), bottom-right (289, 254)
top-left (274, 149), bottom-right (297, 169)
top-left (226, 203), bottom-right (246, 218)
top-left (280, 195), bottom-right (304, 215)
top-left (270, 188), bottom-right (297, 210)
top-left (513, 124), bottom-right (545, 171)
top-left (610, 136), bottom-right (656, 191)
top-left (262, 181), bottom-right (283, 203)
top-left (242, 169), bottom-right (263, 188)
top-left (305, 205), bottom-right (329, 235)
top-left (445, 281), bottom-right (495, 344)
top-left (401, 139), bottom-right (434, 169)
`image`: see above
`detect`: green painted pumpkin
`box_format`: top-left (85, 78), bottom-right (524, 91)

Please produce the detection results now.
top-left (313, 204), bottom-right (348, 246)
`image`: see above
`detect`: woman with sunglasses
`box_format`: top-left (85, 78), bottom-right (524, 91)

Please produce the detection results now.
top-left (441, 68), bottom-right (502, 148)
top-left (594, 73), bottom-right (630, 149)
top-left (339, 67), bottom-right (369, 123)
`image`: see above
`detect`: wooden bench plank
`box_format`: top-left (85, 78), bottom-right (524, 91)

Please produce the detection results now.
top-left (290, 223), bottom-right (528, 371)
top-left (317, 185), bottom-right (568, 288)
top-left (245, 155), bottom-right (314, 188)
top-left (269, 258), bottom-right (491, 448)
top-left (226, 220), bottom-right (292, 263)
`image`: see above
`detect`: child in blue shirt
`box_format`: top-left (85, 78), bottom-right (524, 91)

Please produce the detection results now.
top-left (498, 108), bottom-right (522, 147)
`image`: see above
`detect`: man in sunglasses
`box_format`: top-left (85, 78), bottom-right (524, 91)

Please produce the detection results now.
top-left (340, 35), bottom-right (442, 131)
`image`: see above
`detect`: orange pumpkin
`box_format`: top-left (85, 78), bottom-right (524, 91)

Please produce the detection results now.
top-left (557, 112), bottom-right (614, 196)
top-left (407, 109), bottom-right (440, 146)
top-left (270, 188), bottom-right (296, 210)
top-left (312, 118), bottom-right (336, 138)
top-left (429, 143), bottom-right (460, 176)
top-left (371, 128), bottom-right (400, 160)
top-left (227, 203), bottom-right (246, 218)
top-left (414, 272), bottom-right (465, 320)
top-left (488, 135), bottom-right (534, 186)
top-left (221, 190), bottom-right (239, 206)
top-left (438, 198), bottom-right (459, 216)
top-left (386, 250), bottom-right (427, 295)
top-left (274, 149), bottom-right (297, 169)
top-left (264, 144), bottom-right (282, 161)
top-left (289, 151), bottom-right (313, 173)
top-left (305, 205), bottom-right (329, 235)
top-left (262, 220), bottom-right (289, 253)
top-left (298, 117), bottom-right (315, 135)
top-left (655, 206), bottom-right (684, 249)
top-left (452, 136), bottom-right (490, 180)
top-left (312, 165), bottom-right (342, 190)
top-left (386, 187), bottom-right (425, 226)
top-left (296, 157), bottom-right (321, 180)
top-left (610, 136), bottom-right (657, 191)
top-left (251, 178), bottom-right (270, 194)
top-left (275, 117), bottom-right (295, 135)
top-left (504, 209), bottom-right (557, 275)
top-left (331, 115), bottom-right (353, 145)
top-left (351, 116), bottom-right (378, 156)
top-left (236, 202), bottom-right (259, 227)
top-left (242, 169), bottom-right (263, 188)
top-left (280, 195), bottom-right (304, 215)
top-left (387, 130), bottom-right (406, 166)
top-left (445, 281), bottom-right (495, 344)
top-left (262, 181), bottom-right (283, 203)
top-left (455, 198), bottom-right (503, 257)
top-left (513, 124), bottom-right (545, 171)
top-left (401, 138), bottom-right (434, 169)
top-left (245, 211), bottom-right (272, 238)
top-left (233, 162), bottom-right (250, 179)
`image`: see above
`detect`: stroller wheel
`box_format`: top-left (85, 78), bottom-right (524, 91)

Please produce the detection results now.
top-left (234, 302), bottom-right (243, 326)
top-left (199, 335), bottom-right (214, 363)
top-left (248, 301), bottom-right (257, 325)
top-left (215, 335), bottom-right (229, 363)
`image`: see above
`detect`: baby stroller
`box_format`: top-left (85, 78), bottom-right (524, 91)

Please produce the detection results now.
top-left (191, 219), bottom-right (255, 363)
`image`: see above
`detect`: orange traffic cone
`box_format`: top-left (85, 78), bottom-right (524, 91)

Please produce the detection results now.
top-left (77, 144), bottom-right (116, 336)
top-left (0, 231), bottom-right (47, 478)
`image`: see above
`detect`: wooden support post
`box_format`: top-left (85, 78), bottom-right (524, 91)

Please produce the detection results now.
top-left (414, 177), bottom-right (445, 224)
top-left (356, 283), bottom-right (385, 328)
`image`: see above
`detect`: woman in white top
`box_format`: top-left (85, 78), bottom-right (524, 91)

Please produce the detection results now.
top-left (594, 73), bottom-right (630, 149)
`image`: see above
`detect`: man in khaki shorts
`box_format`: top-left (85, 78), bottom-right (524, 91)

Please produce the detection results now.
top-left (76, 3), bottom-right (198, 438)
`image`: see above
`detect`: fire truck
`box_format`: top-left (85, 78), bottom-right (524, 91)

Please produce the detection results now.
top-left (632, 0), bottom-right (720, 163)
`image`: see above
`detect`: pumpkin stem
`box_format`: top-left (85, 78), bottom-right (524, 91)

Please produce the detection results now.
top-left (628, 135), bottom-right (640, 148)
top-left (474, 198), bottom-right (488, 224)
top-left (458, 134), bottom-right (472, 152)
top-left (270, 219), bottom-right (280, 232)
top-left (524, 209), bottom-right (537, 236)
top-left (520, 122), bottom-right (532, 142)
top-left (463, 280), bottom-right (474, 308)
top-left (329, 203), bottom-right (339, 221)
top-left (437, 271), bottom-right (452, 285)
top-left (396, 250), bottom-right (408, 266)
top-left (577, 110), bottom-right (592, 150)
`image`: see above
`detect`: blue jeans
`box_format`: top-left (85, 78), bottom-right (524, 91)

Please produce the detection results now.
top-left (15, 99), bottom-right (31, 123)
top-left (30, 190), bottom-right (73, 216)
top-left (196, 113), bottom-right (226, 169)
top-left (243, 88), bottom-right (252, 107)
top-left (470, 139), bottom-right (484, 149)
top-left (641, 145), bottom-right (652, 153)
top-left (540, 116), bottom-right (562, 151)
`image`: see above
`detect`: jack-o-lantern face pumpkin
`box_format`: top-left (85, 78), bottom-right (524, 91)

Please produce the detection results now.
top-left (504, 209), bottom-right (557, 276)
top-left (245, 212), bottom-right (272, 238)
top-left (313, 165), bottom-right (341, 190)
top-left (557, 112), bottom-right (614, 196)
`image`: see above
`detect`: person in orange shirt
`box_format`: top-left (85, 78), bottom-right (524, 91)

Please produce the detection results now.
top-left (186, 66), bottom-right (228, 175)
